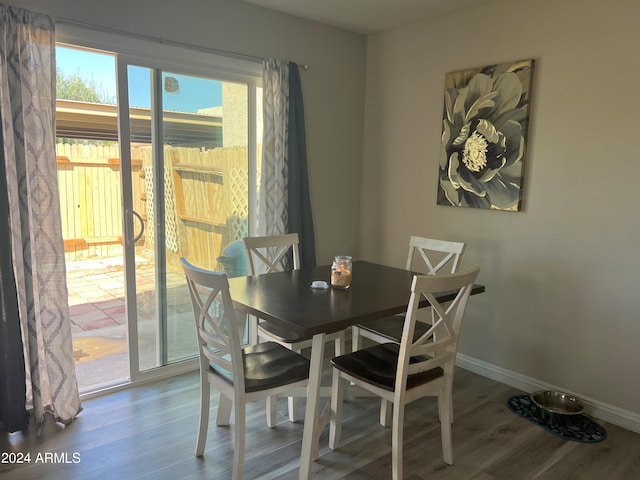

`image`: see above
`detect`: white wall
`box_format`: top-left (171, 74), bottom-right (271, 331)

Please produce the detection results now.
top-left (10, 0), bottom-right (367, 264)
top-left (360, 0), bottom-right (640, 426)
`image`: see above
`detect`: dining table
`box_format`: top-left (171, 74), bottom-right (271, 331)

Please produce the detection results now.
top-left (227, 260), bottom-right (485, 480)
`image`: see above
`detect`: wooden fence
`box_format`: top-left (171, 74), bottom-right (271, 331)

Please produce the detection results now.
top-left (56, 142), bottom-right (249, 272)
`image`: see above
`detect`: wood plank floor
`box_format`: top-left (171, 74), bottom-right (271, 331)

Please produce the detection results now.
top-left (2, 367), bottom-right (639, 480)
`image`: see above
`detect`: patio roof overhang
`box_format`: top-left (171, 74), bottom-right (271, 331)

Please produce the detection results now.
top-left (56, 99), bottom-right (223, 148)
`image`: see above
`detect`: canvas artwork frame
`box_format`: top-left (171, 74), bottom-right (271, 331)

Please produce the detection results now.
top-left (437, 59), bottom-right (535, 211)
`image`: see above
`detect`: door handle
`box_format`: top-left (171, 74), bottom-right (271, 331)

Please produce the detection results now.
top-left (127, 209), bottom-right (145, 244)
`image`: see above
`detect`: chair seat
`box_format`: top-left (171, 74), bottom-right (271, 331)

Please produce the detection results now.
top-left (210, 342), bottom-right (310, 393)
top-left (258, 320), bottom-right (311, 344)
top-left (358, 315), bottom-right (431, 343)
top-left (331, 343), bottom-right (443, 392)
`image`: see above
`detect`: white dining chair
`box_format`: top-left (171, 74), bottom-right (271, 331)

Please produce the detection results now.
top-left (351, 236), bottom-right (465, 351)
top-left (181, 258), bottom-right (310, 480)
top-left (329, 267), bottom-right (480, 480)
top-left (242, 233), bottom-right (345, 421)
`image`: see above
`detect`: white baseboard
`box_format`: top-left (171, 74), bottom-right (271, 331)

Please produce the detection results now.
top-left (456, 353), bottom-right (640, 435)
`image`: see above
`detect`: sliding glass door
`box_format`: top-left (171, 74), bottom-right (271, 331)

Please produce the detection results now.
top-left (56, 26), bottom-right (262, 390)
top-left (117, 56), bottom-right (257, 377)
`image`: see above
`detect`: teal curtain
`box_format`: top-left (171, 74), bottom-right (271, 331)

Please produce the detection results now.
top-left (286, 62), bottom-right (316, 268)
top-left (0, 126), bottom-right (29, 433)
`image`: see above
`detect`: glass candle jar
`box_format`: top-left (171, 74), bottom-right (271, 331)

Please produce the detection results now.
top-left (331, 255), bottom-right (352, 289)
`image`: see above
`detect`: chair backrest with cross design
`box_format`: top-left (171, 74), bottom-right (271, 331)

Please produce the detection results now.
top-left (242, 233), bottom-right (300, 275)
top-left (405, 236), bottom-right (465, 275)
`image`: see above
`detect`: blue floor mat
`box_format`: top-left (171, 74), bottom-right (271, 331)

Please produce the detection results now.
top-left (507, 394), bottom-right (607, 443)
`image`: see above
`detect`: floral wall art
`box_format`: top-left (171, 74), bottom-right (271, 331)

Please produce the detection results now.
top-left (437, 59), bottom-right (535, 211)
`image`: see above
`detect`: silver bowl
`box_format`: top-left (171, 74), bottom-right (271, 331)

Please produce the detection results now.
top-left (530, 390), bottom-right (584, 424)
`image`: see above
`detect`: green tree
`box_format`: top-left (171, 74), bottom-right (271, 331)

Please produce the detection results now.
top-left (56, 68), bottom-right (116, 145)
top-left (56, 67), bottom-right (114, 104)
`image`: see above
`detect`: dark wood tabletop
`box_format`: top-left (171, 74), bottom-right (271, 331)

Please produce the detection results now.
top-left (228, 260), bottom-right (485, 338)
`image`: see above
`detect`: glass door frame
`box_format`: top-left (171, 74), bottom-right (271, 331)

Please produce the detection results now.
top-left (56, 22), bottom-right (262, 387)
top-left (116, 53), bottom-right (260, 383)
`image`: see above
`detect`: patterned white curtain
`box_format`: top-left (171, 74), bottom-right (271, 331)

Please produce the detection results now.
top-left (260, 59), bottom-right (289, 238)
top-left (0, 5), bottom-right (82, 425)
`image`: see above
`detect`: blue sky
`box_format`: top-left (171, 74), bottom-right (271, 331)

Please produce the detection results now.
top-left (56, 46), bottom-right (222, 112)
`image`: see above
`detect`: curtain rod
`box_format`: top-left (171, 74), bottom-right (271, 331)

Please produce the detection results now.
top-left (55, 17), bottom-right (309, 71)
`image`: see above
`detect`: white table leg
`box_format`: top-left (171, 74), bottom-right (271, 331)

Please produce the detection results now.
top-left (299, 333), bottom-right (326, 480)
